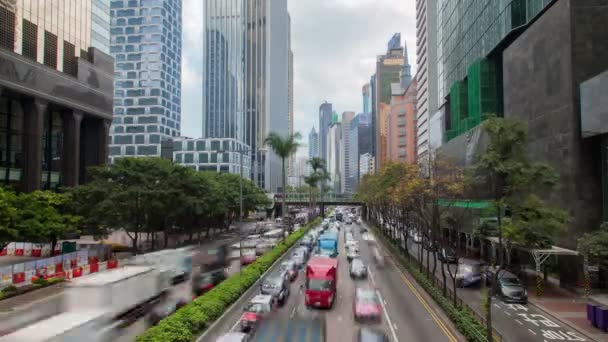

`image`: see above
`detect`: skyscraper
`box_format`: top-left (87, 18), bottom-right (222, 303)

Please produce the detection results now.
top-left (0, 0), bottom-right (114, 191)
top-left (203, 0), bottom-right (290, 192)
top-left (415, 0), bottom-right (438, 163)
top-left (318, 102), bottom-right (333, 164)
top-left (92, 0), bottom-right (111, 54)
top-left (109, 0), bottom-right (182, 162)
top-left (374, 34), bottom-right (404, 171)
top-left (362, 83), bottom-right (371, 114)
top-left (327, 116), bottom-right (341, 193)
top-left (288, 18), bottom-right (294, 177)
top-left (308, 126), bottom-right (319, 159)
top-left (341, 112), bottom-right (355, 194)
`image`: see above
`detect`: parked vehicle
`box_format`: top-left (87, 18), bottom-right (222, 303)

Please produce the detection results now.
top-left (345, 240), bottom-right (359, 253)
top-left (349, 258), bottom-right (368, 279)
top-left (279, 260), bottom-right (298, 281)
top-left (260, 275), bottom-right (290, 306)
top-left (353, 287), bottom-right (382, 323)
top-left (356, 218), bottom-right (362, 225)
top-left (305, 256), bottom-right (338, 309)
top-left (317, 231), bottom-right (339, 258)
top-left (356, 327), bottom-right (389, 342)
top-left (438, 247), bottom-right (458, 264)
top-left (455, 259), bottom-right (486, 288)
top-left (239, 295), bottom-right (274, 333)
top-left (487, 269), bottom-right (528, 304)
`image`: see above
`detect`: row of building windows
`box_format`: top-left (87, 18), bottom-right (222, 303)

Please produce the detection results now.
top-left (109, 145), bottom-right (158, 156)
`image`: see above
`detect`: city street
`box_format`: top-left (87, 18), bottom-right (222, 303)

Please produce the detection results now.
top-left (402, 236), bottom-right (591, 342)
top-left (0, 235), bottom-right (243, 337)
top-left (201, 221), bottom-right (461, 342)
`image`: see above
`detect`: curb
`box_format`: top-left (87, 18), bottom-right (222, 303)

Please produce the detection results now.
top-left (528, 299), bottom-right (600, 342)
top-left (195, 223), bottom-right (317, 341)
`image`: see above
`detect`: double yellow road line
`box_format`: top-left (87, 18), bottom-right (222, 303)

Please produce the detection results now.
top-left (381, 248), bottom-right (459, 342)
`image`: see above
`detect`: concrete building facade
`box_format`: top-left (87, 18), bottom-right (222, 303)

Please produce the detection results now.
top-left (0, 0), bottom-right (114, 192)
top-left (340, 111), bottom-right (355, 194)
top-left (318, 101), bottom-right (333, 164)
top-left (388, 78), bottom-right (417, 164)
top-left (172, 137), bottom-right (250, 176)
top-left (359, 152), bottom-right (375, 179)
top-left (327, 117), bottom-right (341, 193)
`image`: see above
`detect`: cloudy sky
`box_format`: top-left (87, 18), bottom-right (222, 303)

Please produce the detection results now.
top-left (180, 0), bottom-right (417, 157)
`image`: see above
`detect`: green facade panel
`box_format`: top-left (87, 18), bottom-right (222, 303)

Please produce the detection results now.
top-left (468, 58), bottom-right (500, 124)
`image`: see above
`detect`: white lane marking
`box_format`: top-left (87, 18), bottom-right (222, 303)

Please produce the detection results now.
top-left (368, 268), bottom-right (377, 287)
top-left (376, 290), bottom-right (399, 342)
top-left (493, 303), bottom-right (500, 308)
top-left (515, 319), bottom-right (523, 325)
top-left (528, 329), bottom-right (537, 335)
top-left (229, 315), bottom-right (242, 332)
top-left (505, 311), bottom-right (511, 316)
top-left (290, 305), bottom-right (298, 318)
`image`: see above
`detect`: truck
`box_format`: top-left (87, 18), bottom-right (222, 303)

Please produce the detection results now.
top-left (305, 256), bottom-right (338, 309)
top-left (317, 232), bottom-right (338, 258)
top-left (2, 266), bottom-right (167, 342)
top-left (191, 245), bottom-right (228, 296)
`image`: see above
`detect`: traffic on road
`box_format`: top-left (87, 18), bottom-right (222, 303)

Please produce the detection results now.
top-left (207, 207), bottom-right (460, 342)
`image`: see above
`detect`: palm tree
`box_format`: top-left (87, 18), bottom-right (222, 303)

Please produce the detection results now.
top-left (304, 157), bottom-right (330, 211)
top-left (264, 132), bottom-right (301, 222)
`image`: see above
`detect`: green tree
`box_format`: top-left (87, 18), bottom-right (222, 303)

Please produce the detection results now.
top-left (468, 116), bottom-right (566, 340)
top-left (578, 222), bottom-right (608, 269)
top-left (0, 187), bottom-right (19, 250)
top-left (264, 132), bottom-right (301, 221)
top-left (14, 191), bottom-right (80, 253)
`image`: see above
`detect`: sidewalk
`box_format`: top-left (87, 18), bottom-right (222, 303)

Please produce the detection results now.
top-left (527, 283), bottom-right (608, 342)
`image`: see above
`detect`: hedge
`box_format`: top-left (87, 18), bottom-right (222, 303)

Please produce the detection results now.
top-left (369, 223), bottom-right (487, 342)
top-left (136, 217), bottom-right (321, 342)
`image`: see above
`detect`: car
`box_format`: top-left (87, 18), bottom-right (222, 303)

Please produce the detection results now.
top-left (291, 252), bottom-right (306, 269)
top-left (240, 249), bottom-right (257, 265)
top-left (356, 327), bottom-right (389, 342)
top-left (295, 246), bottom-right (310, 260)
top-left (356, 218), bottom-right (363, 225)
top-left (349, 258), bottom-right (368, 279)
top-left (260, 275), bottom-right (290, 306)
top-left (239, 295), bottom-right (274, 333)
top-left (345, 218), bottom-right (353, 225)
top-left (279, 260), bottom-right (298, 281)
top-left (192, 269), bottom-right (226, 296)
top-left (359, 226), bottom-right (367, 233)
top-left (411, 232), bottom-right (423, 244)
top-left (455, 259), bottom-right (486, 288)
top-left (216, 332), bottom-right (249, 342)
top-left (487, 269), bottom-right (528, 304)
top-left (345, 240), bottom-right (359, 253)
top-left (353, 287), bottom-right (382, 323)
top-left (346, 248), bottom-right (359, 263)
top-left (438, 247), bottom-right (458, 264)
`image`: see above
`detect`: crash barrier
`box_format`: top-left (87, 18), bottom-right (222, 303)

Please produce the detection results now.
top-left (0, 249), bottom-right (116, 288)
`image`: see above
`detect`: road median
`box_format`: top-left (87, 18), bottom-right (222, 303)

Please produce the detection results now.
top-left (136, 218), bottom-right (320, 342)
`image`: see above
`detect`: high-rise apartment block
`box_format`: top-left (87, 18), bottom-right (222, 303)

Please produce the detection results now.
top-left (308, 126), bottom-right (319, 159)
top-left (362, 83), bottom-right (371, 114)
top-left (108, 0), bottom-right (182, 163)
top-left (203, 0), bottom-right (290, 192)
top-left (0, 0), bottom-right (114, 192)
top-left (340, 111), bottom-right (355, 194)
top-left (326, 114), bottom-right (341, 193)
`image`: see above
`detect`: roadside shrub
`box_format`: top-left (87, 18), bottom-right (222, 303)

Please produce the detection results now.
top-left (33, 277), bottom-right (49, 286)
top-left (136, 218), bottom-right (320, 342)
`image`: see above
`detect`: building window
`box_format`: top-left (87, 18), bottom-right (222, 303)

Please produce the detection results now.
top-left (43, 31), bottom-right (58, 69)
top-left (63, 41), bottom-right (77, 76)
top-left (0, 7), bottom-right (15, 51)
top-left (196, 140), bottom-right (205, 151)
top-left (21, 20), bottom-right (37, 60)
top-left (41, 111), bottom-right (63, 190)
top-left (0, 97), bottom-right (24, 189)
top-left (184, 153), bottom-right (193, 163)
top-left (199, 153), bottom-right (208, 163)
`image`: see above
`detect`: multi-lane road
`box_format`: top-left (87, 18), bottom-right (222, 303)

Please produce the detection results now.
top-left (201, 220), bottom-right (462, 342)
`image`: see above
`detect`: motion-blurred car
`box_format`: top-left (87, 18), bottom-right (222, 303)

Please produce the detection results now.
top-left (456, 259), bottom-right (486, 288)
top-left (353, 287), bottom-right (382, 323)
top-left (486, 269), bottom-right (528, 304)
top-left (346, 240), bottom-right (359, 253)
top-left (216, 332), bottom-right (249, 342)
top-left (279, 260), bottom-right (298, 281)
top-left (260, 275), bottom-right (290, 306)
top-left (295, 246), bottom-right (310, 260)
top-left (240, 249), bottom-right (257, 265)
top-left (438, 247), bottom-right (457, 264)
top-left (291, 251), bottom-right (306, 269)
top-left (349, 258), bottom-right (368, 279)
top-left (192, 269), bottom-right (226, 296)
top-left (356, 327), bottom-right (389, 342)
top-left (239, 295), bottom-right (273, 333)
top-left (346, 248), bottom-right (359, 263)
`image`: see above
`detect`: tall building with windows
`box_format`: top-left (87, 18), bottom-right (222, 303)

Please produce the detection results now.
top-left (92, 0), bottom-right (111, 54)
top-left (326, 116), bottom-right (341, 193)
top-left (374, 34), bottom-right (404, 171)
top-left (108, 0), bottom-right (182, 163)
top-left (287, 17), bottom-right (294, 178)
top-left (435, 0), bottom-right (608, 258)
top-left (203, 0), bottom-right (290, 192)
top-left (341, 111), bottom-right (355, 194)
top-left (318, 101), bottom-right (333, 164)
top-left (415, 0), bottom-right (437, 162)
top-left (308, 126), bottom-right (318, 159)
top-left (0, 0), bottom-right (114, 192)
top-left (362, 83), bottom-right (371, 114)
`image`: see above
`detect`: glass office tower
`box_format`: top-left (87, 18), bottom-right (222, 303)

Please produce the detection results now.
top-left (108, 0), bottom-right (182, 162)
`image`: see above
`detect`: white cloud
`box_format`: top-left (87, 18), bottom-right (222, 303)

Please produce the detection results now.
top-left (182, 0), bottom-right (204, 49)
